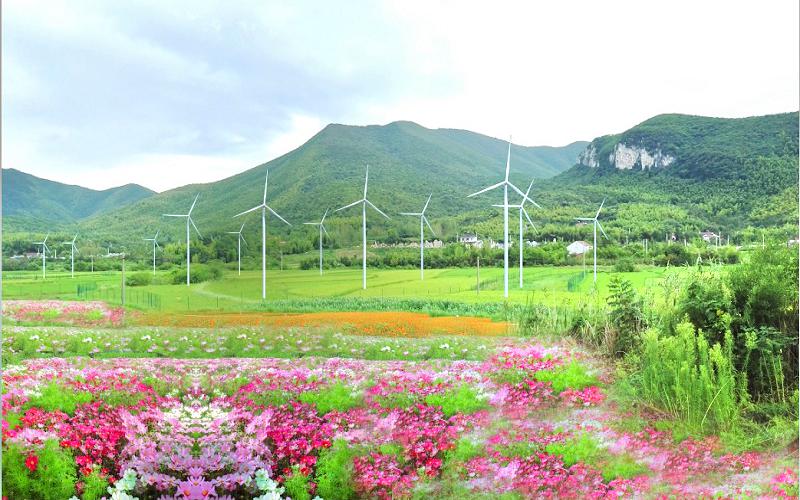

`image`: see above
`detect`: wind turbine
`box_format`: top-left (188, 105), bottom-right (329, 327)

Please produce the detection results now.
top-left (335, 165), bottom-right (390, 289)
top-left (163, 194), bottom-right (201, 286)
top-left (226, 223), bottom-right (247, 276)
top-left (33, 234), bottom-right (50, 279)
top-left (575, 199), bottom-right (608, 285)
top-left (303, 209), bottom-right (330, 275)
top-left (400, 194), bottom-right (436, 280)
top-left (143, 230), bottom-right (161, 276)
top-left (468, 139), bottom-right (536, 298)
top-left (62, 234), bottom-right (78, 278)
top-left (234, 170), bottom-right (290, 300)
top-left (494, 180), bottom-right (541, 288)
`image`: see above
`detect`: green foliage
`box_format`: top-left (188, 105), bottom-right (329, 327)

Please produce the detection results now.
top-left (81, 469), bottom-right (110, 500)
top-left (126, 271), bottom-right (153, 286)
top-left (2, 439), bottom-right (78, 500)
top-left (678, 270), bottom-right (733, 344)
top-left (170, 263), bottom-right (224, 284)
top-left (424, 385), bottom-right (489, 417)
top-left (373, 391), bottom-right (418, 410)
top-left (607, 277), bottom-right (644, 356)
top-left (315, 439), bottom-right (359, 500)
top-left (298, 382), bottom-right (363, 415)
top-left (26, 382), bottom-right (93, 415)
top-left (613, 259), bottom-right (636, 272)
top-left (445, 438), bottom-right (483, 464)
top-left (639, 322), bottom-right (738, 434)
top-left (283, 466), bottom-right (312, 500)
top-left (534, 362), bottom-right (599, 394)
top-left (545, 434), bottom-right (647, 481)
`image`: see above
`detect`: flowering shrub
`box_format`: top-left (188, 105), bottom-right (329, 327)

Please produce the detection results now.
top-left (1, 341), bottom-right (793, 498)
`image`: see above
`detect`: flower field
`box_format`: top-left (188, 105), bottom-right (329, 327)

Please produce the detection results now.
top-left (3, 333), bottom-right (797, 499)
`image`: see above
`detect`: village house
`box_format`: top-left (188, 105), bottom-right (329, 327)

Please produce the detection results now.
top-left (700, 230), bottom-right (718, 243)
top-left (567, 240), bottom-right (592, 256)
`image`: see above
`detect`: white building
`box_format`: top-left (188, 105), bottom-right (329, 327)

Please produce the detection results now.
top-left (700, 231), bottom-right (718, 243)
top-left (458, 233), bottom-right (479, 245)
top-left (525, 240), bottom-right (540, 247)
top-left (489, 239), bottom-right (512, 250)
top-left (567, 240), bottom-right (592, 256)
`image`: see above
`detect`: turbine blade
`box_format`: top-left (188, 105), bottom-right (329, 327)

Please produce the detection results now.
top-left (163, 214), bottom-right (187, 217)
top-left (399, 212), bottom-right (422, 216)
top-left (321, 224), bottom-right (330, 237)
top-left (155, 241), bottom-right (161, 249)
top-left (575, 217), bottom-right (594, 221)
top-left (266, 205), bottom-right (291, 226)
top-left (509, 182), bottom-right (542, 208)
top-left (422, 193), bottom-right (432, 213)
top-left (423, 216), bottom-right (436, 236)
top-left (188, 193), bottom-right (199, 215)
top-left (241, 233), bottom-right (248, 246)
top-left (468, 181), bottom-right (504, 198)
top-left (524, 179), bottom-right (534, 199)
top-left (597, 220), bottom-right (609, 239)
top-left (321, 208), bottom-right (329, 224)
top-left (155, 229), bottom-right (159, 240)
top-left (189, 217), bottom-right (201, 237)
top-left (335, 199), bottom-right (364, 212)
top-left (366, 199), bottom-right (390, 219)
top-left (240, 223), bottom-right (245, 233)
top-left (596, 198), bottom-right (606, 219)
top-left (363, 165), bottom-right (369, 198)
top-left (268, 170), bottom-right (269, 205)
top-left (522, 208), bottom-right (537, 232)
top-left (233, 205), bottom-right (263, 218)
top-left (303, 222), bottom-right (319, 225)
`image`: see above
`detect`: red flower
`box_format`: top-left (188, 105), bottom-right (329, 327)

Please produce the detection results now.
top-left (24, 454), bottom-right (38, 472)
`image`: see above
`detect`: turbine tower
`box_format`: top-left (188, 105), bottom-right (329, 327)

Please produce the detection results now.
top-left (143, 230), bottom-right (161, 276)
top-left (62, 234), bottom-right (78, 278)
top-left (163, 194), bottom-right (201, 286)
top-left (226, 223), bottom-right (247, 276)
top-left (234, 170), bottom-right (290, 300)
top-left (33, 233), bottom-right (50, 279)
top-left (335, 165), bottom-right (390, 290)
top-left (303, 209), bottom-right (330, 275)
top-left (494, 180), bottom-right (541, 288)
top-left (575, 199), bottom-right (608, 285)
top-left (400, 194), bottom-right (436, 280)
top-left (468, 139), bottom-right (536, 298)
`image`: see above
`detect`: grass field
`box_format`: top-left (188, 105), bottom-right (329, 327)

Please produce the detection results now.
top-left (2, 264), bottom-right (689, 313)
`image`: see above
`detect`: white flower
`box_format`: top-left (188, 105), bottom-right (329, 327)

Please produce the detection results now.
top-left (439, 343), bottom-right (450, 350)
top-left (82, 337), bottom-right (93, 343)
top-left (381, 346), bottom-right (391, 352)
top-left (29, 335), bottom-right (40, 341)
top-left (141, 335), bottom-right (152, 341)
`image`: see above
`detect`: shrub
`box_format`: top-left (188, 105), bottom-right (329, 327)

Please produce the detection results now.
top-left (607, 277), bottom-right (644, 356)
top-left (2, 439), bottom-right (77, 500)
top-left (284, 465), bottom-right (312, 500)
top-left (424, 385), bottom-right (489, 417)
top-left (298, 382), bottom-right (363, 415)
top-left (315, 439), bottom-right (359, 500)
top-left (125, 271), bottom-right (152, 287)
top-left (613, 259), bottom-right (637, 273)
top-left (678, 270), bottom-right (733, 345)
top-left (534, 362), bottom-right (598, 394)
top-left (170, 263), bottom-right (224, 284)
top-left (639, 321), bottom-right (737, 434)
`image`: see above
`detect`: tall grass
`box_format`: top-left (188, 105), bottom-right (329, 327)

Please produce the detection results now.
top-left (640, 321), bottom-right (738, 434)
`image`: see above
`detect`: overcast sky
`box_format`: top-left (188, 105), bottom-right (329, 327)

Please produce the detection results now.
top-left (4, 0), bottom-right (798, 192)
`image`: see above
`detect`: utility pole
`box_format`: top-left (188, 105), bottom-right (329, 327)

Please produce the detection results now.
top-left (476, 256), bottom-right (480, 295)
top-left (91, 255), bottom-right (94, 273)
top-left (121, 253), bottom-right (126, 307)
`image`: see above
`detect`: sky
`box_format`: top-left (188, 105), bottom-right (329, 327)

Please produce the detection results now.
top-left (3, 0), bottom-right (798, 192)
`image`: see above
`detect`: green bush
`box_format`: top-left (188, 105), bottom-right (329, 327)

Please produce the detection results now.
top-left (81, 469), bottom-right (110, 500)
top-left (170, 263), bottom-right (224, 284)
top-left (298, 382), bottom-right (362, 415)
top-left (2, 439), bottom-right (77, 500)
top-left (424, 385), bottom-right (489, 417)
top-left (315, 439), bottom-right (359, 500)
top-left (613, 259), bottom-right (637, 272)
top-left (125, 271), bottom-right (153, 286)
top-left (545, 434), bottom-right (646, 481)
top-left (678, 270), bottom-right (734, 344)
top-left (284, 466), bottom-right (312, 500)
top-left (534, 361), bottom-right (599, 394)
top-left (639, 321), bottom-right (738, 434)
top-left (607, 277), bottom-right (644, 356)
top-left (26, 382), bottom-right (93, 415)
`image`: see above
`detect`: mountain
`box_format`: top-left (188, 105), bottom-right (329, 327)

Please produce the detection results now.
top-left (68, 121), bottom-right (586, 243)
top-left (2, 168), bottom-right (155, 230)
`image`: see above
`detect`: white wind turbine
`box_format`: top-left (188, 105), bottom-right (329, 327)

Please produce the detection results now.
top-left (303, 209), bottom-right (330, 275)
top-left (468, 139), bottom-right (536, 298)
top-left (400, 193), bottom-right (436, 280)
top-left (226, 223), bottom-right (247, 276)
top-left (234, 170), bottom-right (290, 300)
top-left (493, 180), bottom-right (541, 288)
top-left (163, 194), bottom-right (201, 286)
top-left (62, 233), bottom-right (78, 278)
top-left (575, 199), bottom-right (608, 285)
top-left (335, 165), bottom-right (390, 290)
top-left (33, 233), bottom-right (50, 279)
top-left (143, 230), bottom-right (161, 276)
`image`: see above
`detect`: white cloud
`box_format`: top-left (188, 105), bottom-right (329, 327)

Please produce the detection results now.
top-left (3, 0), bottom-right (798, 191)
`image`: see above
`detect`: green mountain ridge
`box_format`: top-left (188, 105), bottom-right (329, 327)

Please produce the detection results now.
top-left (2, 168), bottom-right (155, 228)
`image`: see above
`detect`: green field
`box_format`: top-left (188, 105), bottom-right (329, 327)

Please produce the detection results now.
top-left (2, 264), bottom-right (690, 313)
